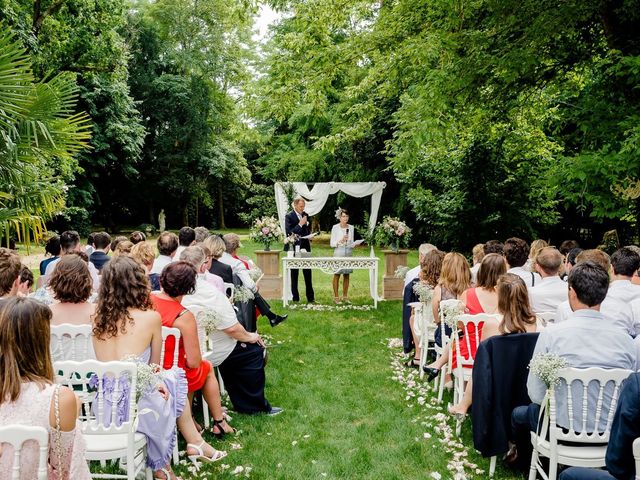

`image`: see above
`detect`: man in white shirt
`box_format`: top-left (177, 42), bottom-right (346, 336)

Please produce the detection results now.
top-left (505, 237), bottom-right (541, 288)
top-left (43, 230), bottom-right (100, 290)
top-left (404, 243), bottom-right (438, 286)
top-left (528, 247), bottom-right (567, 313)
top-left (150, 231), bottom-right (178, 275)
top-left (607, 247), bottom-right (640, 303)
top-left (179, 246), bottom-right (282, 415)
top-left (514, 262), bottom-right (636, 437)
top-left (555, 249), bottom-right (639, 335)
top-left (173, 226), bottom-right (196, 262)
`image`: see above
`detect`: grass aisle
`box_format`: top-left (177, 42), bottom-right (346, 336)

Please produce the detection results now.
top-left (176, 300), bottom-right (524, 480)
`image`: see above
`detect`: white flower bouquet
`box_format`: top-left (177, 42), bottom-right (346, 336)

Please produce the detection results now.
top-left (249, 216), bottom-right (283, 251)
top-left (121, 355), bottom-right (163, 401)
top-left (234, 285), bottom-right (255, 303)
top-left (374, 216), bottom-right (411, 251)
top-left (441, 300), bottom-right (465, 328)
top-left (394, 265), bottom-right (410, 279)
top-left (197, 309), bottom-right (221, 335)
top-left (529, 353), bottom-right (569, 388)
top-left (248, 266), bottom-right (263, 282)
top-left (412, 282), bottom-right (433, 304)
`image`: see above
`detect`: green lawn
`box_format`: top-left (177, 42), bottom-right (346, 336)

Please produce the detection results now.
top-left (165, 238), bottom-right (523, 479)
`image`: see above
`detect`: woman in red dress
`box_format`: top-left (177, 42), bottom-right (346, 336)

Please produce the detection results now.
top-left (152, 262), bottom-right (235, 445)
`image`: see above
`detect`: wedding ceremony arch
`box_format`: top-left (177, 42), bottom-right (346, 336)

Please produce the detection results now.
top-left (274, 182), bottom-right (387, 245)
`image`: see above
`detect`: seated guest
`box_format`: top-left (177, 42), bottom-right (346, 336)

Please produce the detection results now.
top-left (44, 230), bottom-right (100, 290)
top-left (175, 226), bottom-right (196, 260)
top-left (513, 262), bottom-right (636, 437)
top-left (109, 235), bottom-right (128, 254)
top-left (0, 297), bottom-right (91, 479)
top-left (129, 230), bottom-right (146, 244)
top-left (113, 240), bottom-right (133, 257)
top-left (39, 234), bottom-right (60, 276)
top-left (448, 274), bottom-right (542, 417)
top-left (0, 247), bottom-right (23, 300)
top-left (181, 246), bottom-right (224, 294)
top-left (85, 232), bottom-right (96, 257)
top-left (49, 254), bottom-right (95, 326)
top-left (204, 235), bottom-right (233, 285)
top-left (93, 257), bottom-right (223, 476)
top-left (424, 253), bottom-right (505, 380)
top-left (469, 243), bottom-right (484, 285)
top-left (558, 373), bottom-right (640, 480)
top-left (219, 233), bottom-right (287, 327)
top-left (504, 237), bottom-right (541, 287)
top-left (404, 243), bottom-right (438, 287)
top-left (152, 262), bottom-right (237, 437)
top-left (528, 247), bottom-right (566, 313)
top-left (89, 231), bottom-right (111, 272)
top-left (559, 239), bottom-right (580, 258)
top-left (178, 247), bottom-right (282, 417)
top-left (525, 239), bottom-right (548, 272)
top-left (150, 231), bottom-right (179, 281)
top-left (561, 247), bottom-right (583, 280)
top-left (431, 252), bottom-right (470, 347)
top-left (194, 226), bottom-right (210, 244)
top-left (555, 250), bottom-right (637, 336)
top-left (131, 242), bottom-right (159, 290)
top-left (607, 247), bottom-right (640, 303)
top-left (18, 264), bottom-right (34, 296)
top-left (405, 250), bottom-right (445, 368)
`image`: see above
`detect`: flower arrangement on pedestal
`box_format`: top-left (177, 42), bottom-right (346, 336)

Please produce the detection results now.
top-left (250, 216), bottom-right (283, 251)
top-left (374, 216), bottom-right (411, 252)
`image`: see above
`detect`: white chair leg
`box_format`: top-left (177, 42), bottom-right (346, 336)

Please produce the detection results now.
top-left (489, 456), bottom-right (496, 477)
top-left (172, 438), bottom-right (179, 464)
top-left (528, 447), bottom-right (538, 480)
top-left (202, 397), bottom-right (210, 428)
top-left (437, 367), bottom-right (446, 403)
top-left (127, 446), bottom-right (136, 480)
top-left (145, 466), bottom-right (153, 480)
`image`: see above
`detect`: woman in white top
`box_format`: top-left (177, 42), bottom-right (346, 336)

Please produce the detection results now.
top-left (330, 208), bottom-right (355, 304)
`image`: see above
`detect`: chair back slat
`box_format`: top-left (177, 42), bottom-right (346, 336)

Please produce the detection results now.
top-left (50, 324), bottom-right (94, 361)
top-left (455, 314), bottom-right (500, 369)
top-left (0, 425), bottom-right (49, 480)
top-left (549, 367), bottom-right (632, 444)
top-left (161, 326), bottom-right (181, 369)
top-left (54, 360), bottom-right (138, 436)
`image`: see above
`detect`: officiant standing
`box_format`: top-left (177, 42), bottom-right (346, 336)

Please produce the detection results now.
top-left (330, 207), bottom-right (355, 304)
top-left (285, 197), bottom-right (315, 303)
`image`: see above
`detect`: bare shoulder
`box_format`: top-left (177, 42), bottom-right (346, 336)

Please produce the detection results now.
top-left (134, 309), bottom-right (161, 326)
top-left (49, 386), bottom-right (79, 432)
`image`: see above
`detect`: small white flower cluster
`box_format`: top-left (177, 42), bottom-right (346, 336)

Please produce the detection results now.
top-left (247, 266), bottom-right (263, 282)
top-left (394, 265), bottom-right (410, 279)
top-left (412, 282), bottom-right (433, 304)
top-left (529, 353), bottom-right (569, 388)
top-left (196, 309), bottom-right (221, 335)
top-left (287, 303), bottom-right (373, 312)
top-left (250, 216), bottom-right (283, 248)
top-left (441, 300), bottom-right (465, 328)
top-left (121, 355), bottom-right (163, 400)
top-left (234, 286), bottom-right (255, 303)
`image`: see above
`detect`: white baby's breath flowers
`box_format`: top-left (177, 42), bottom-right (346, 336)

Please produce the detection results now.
top-left (529, 353), bottom-right (569, 388)
top-left (442, 300), bottom-right (465, 328)
top-left (196, 309), bottom-right (221, 335)
top-left (234, 285), bottom-right (255, 303)
top-left (247, 266), bottom-right (263, 282)
top-left (413, 282), bottom-right (433, 304)
top-left (394, 265), bottom-right (410, 279)
top-left (121, 354), bottom-right (162, 401)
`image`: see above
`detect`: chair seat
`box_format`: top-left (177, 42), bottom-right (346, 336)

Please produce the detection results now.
top-left (84, 432), bottom-right (147, 458)
top-left (533, 437), bottom-right (607, 466)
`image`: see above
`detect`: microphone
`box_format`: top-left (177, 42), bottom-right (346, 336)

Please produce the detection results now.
top-left (345, 227), bottom-right (349, 249)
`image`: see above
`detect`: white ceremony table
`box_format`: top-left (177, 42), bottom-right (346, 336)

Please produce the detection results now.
top-left (282, 256), bottom-right (379, 308)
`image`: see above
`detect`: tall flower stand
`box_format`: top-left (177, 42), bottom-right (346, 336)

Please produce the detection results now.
top-left (382, 249), bottom-right (409, 300)
top-left (255, 250), bottom-right (282, 300)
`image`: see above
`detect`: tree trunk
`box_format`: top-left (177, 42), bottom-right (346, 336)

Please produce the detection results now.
top-left (182, 205), bottom-right (189, 227)
top-left (218, 187), bottom-right (226, 229)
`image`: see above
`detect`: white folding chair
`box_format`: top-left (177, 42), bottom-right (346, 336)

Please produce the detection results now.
top-left (451, 313), bottom-right (499, 435)
top-left (529, 367), bottom-right (633, 480)
top-left (224, 282), bottom-right (235, 302)
top-left (54, 360), bottom-right (152, 480)
top-left (408, 301), bottom-right (436, 379)
top-left (536, 311), bottom-right (555, 327)
top-left (161, 326), bottom-right (181, 464)
top-left (433, 299), bottom-right (460, 402)
top-left (50, 324), bottom-right (95, 361)
top-left (634, 437), bottom-right (640, 480)
top-left (0, 425), bottom-right (49, 480)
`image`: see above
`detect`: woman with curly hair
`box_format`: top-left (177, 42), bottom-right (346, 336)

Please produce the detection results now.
top-left (151, 262), bottom-right (236, 440)
top-left (49, 253), bottom-right (95, 327)
top-left (92, 256), bottom-right (225, 479)
top-left (407, 250), bottom-right (445, 368)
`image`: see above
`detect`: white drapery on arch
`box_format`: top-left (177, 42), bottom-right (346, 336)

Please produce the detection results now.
top-left (274, 181), bottom-right (386, 235)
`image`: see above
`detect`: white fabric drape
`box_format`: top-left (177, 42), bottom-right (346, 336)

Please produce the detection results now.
top-left (274, 182), bottom-right (386, 238)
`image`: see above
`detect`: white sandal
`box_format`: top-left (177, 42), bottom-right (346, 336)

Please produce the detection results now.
top-left (186, 441), bottom-right (227, 469)
top-left (154, 467), bottom-right (179, 480)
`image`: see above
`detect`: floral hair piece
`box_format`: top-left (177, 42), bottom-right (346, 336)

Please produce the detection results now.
top-left (335, 206), bottom-right (345, 220)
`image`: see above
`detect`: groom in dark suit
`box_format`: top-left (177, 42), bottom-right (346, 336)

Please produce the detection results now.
top-left (285, 197), bottom-right (315, 303)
